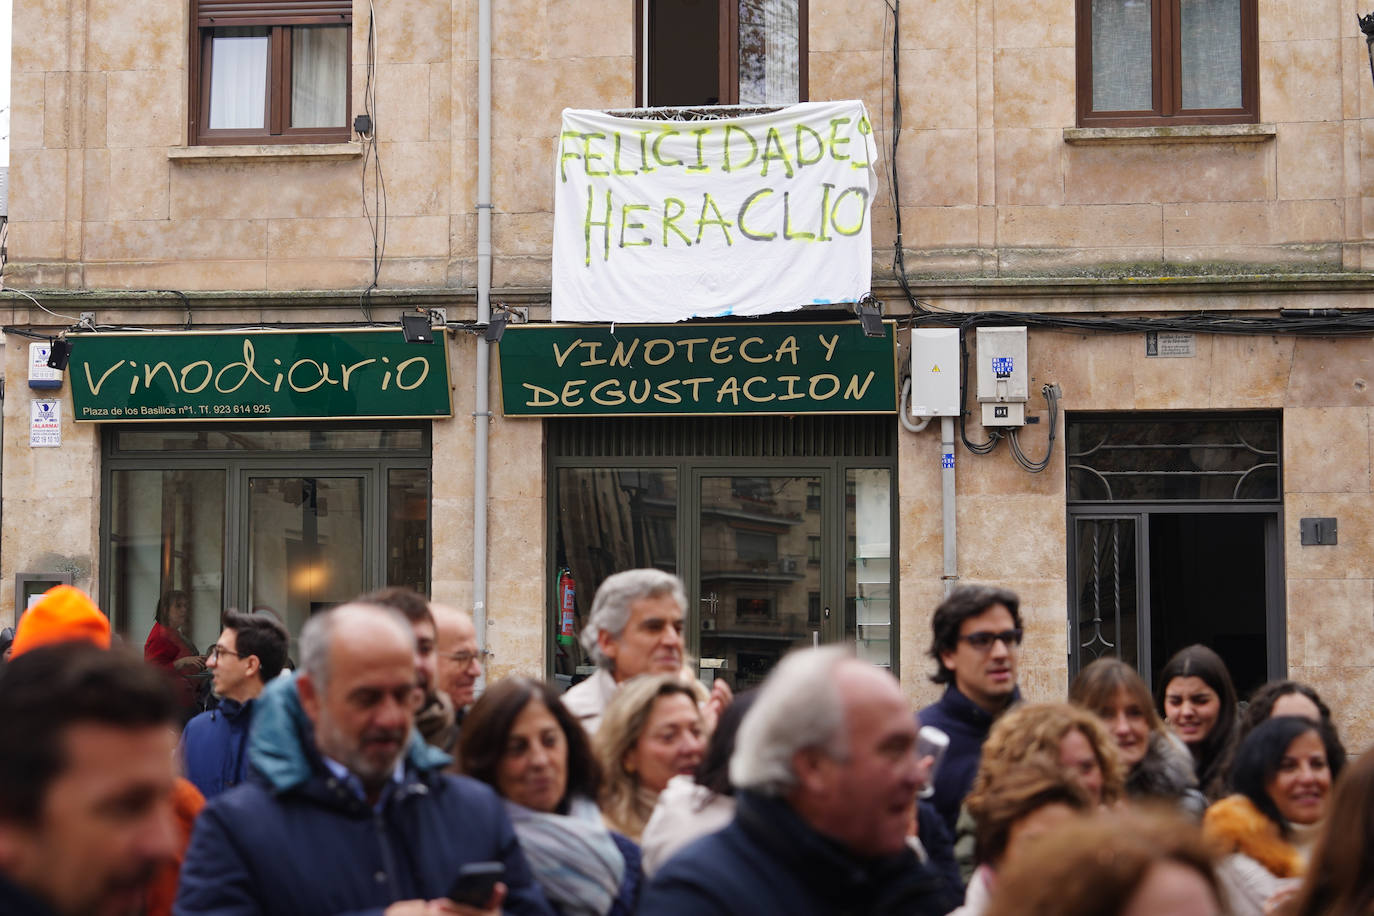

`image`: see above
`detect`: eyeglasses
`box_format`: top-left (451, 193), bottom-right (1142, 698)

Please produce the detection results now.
top-left (957, 629), bottom-right (1023, 652)
top-left (443, 649), bottom-right (492, 666)
top-left (208, 645), bottom-right (242, 661)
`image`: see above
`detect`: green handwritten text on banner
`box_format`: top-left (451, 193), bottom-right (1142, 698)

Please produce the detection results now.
top-left (551, 101), bottom-right (879, 323)
top-left (498, 321), bottom-right (896, 416)
top-left (69, 329), bottom-right (452, 422)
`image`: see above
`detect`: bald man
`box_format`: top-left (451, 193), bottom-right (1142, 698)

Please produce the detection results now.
top-left (432, 603), bottom-right (486, 736)
top-left (175, 602), bottom-right (553, 916)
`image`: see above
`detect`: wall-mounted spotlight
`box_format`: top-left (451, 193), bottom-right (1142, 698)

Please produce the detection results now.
top-left (46, 338), bottom-right (72, 370)
top-left (401, 313), bottom-right (434, 344)
top-left (854, 298), bottom-right (884, 338)
top-left (484, 313), bottom-right (508, 343)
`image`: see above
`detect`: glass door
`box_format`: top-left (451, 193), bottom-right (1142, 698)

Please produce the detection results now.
top-left (695, 472), bottom-right (834, 691)
top-left (242, 471), bottom-right (370, 636)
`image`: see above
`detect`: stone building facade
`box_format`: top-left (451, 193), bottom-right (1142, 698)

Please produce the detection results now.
top-left (4, 0), bottom-right (1372, 748)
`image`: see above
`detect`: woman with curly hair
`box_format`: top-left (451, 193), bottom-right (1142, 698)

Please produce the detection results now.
top-left (953, 702), bottom-right (1124, 879)
top-left (1070, 657), bottom-right (1206, 816)
top-left (594, 674), bottom-right (705, 842)
top-left (951, 761), bottom-right (1093, 916)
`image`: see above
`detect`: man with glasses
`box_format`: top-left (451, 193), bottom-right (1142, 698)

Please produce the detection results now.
top-left (176, 602), bottom-right (553, 916)
top-left (917, 584), bottom-right (1024, 835)
top-left (180, 611), bottom-right (289, 800)
top-left (432, 602), bottom-right (487, 742)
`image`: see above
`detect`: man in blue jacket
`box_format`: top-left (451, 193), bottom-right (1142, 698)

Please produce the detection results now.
top-left (174, 602), bottom-right (553, 916)
top-left (916, 584), bottom-right (1024, 835)
top-left (179, 611), bottom-right (288, 799)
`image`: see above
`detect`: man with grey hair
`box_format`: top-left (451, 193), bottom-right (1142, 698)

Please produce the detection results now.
top-left (176, 601), bottom-right (553, 916)
top-left (562, 568), bottom-right (691, 734)
top-left (639, 647), bottom-right (960, 915)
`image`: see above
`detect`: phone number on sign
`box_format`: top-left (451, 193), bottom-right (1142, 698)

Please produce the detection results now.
top-left (208, 404), bottom-right (272, 415)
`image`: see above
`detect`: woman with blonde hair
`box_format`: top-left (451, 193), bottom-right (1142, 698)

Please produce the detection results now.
top-left (1070, 657), bottom-right (1206, 816)
top-left (594, 673), bottom-right (706, 841)
top-left (951, 761), bottom-right (1093, 915)
top-left (954, 702), bottom-right (1125, 878)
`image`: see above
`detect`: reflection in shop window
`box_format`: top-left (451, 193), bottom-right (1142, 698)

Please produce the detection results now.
top-left (107, 469), bottom-right (226, 720)
top-left (552, 468), bottom-right (678, 683)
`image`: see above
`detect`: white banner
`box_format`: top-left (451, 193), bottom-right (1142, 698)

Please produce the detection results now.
top-left (552, 101), bottom-right (878, 323)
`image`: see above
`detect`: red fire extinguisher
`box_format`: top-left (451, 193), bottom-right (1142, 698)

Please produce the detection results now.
top-left (557, 568), bottom-right (576, 646)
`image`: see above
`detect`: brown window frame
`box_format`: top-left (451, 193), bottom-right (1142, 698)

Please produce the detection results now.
top-left (189, 0), bottom-right (352, 146)
top-left (634, 0), bottom-right (809, 108)
top-left (1075, 0), bottom-right (1258, 128)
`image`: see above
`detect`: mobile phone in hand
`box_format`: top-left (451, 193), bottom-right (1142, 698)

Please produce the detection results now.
top-left (447, 861), bottom-right (505, 907)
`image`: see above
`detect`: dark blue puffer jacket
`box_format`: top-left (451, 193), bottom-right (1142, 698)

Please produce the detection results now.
top-left (916, 684), bottom-right (1022, 835)
top-left (173, 675), bottom-right (555, 916)
top-left (179, 697), bottom-right (255, 800)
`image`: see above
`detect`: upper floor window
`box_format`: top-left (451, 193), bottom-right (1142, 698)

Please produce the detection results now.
top-left (1076, 0), bottom-right (1258, 127)
top-left (637, 0), bottom-right (807, 107)
top-left (190, 0), bottom-right (352, 145)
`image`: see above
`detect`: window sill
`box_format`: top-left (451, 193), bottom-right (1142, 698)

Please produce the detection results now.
top-left (168, 142), bottom-right (363, 163)
top-left (1062, 124), bottom-right (1276, 145)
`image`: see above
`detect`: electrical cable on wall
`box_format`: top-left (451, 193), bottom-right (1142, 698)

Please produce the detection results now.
top-left (1008, 383), bottom-right (1059, 472)
top-left (358, 0), bottom-right (388, 323)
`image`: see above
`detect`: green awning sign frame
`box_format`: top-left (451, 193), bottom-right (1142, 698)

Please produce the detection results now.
top-left (498, 320), bottom-right (897, 416)
top-left (68, 328), bottom-right (452, 422)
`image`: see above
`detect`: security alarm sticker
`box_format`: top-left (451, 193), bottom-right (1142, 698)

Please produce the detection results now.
top-left (30, 399), bottom-right (61, 447)
top-left (28, 342), bottom-right (63, 389)
top-left (991, 357), bottom-right (1014, 378)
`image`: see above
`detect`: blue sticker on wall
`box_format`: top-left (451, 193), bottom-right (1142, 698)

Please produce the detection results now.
top-left (991, 357), bottom-right (1014, 378)
top-left (942, 453), bottom-right (955, 469)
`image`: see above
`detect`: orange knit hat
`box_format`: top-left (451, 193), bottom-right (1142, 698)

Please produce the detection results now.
top-left (10, 585), bottom-right (112, 657)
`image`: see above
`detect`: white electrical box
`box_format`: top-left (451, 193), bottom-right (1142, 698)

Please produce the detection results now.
top-left (976, 326), bottom-right (1028, 426)
top-left (908, 328), bottom-right (961, 417)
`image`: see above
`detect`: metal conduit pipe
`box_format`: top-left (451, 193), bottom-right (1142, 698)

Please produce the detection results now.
top-left (941, 416), bottom-right (958, 596)
top-left (472, 0), bottom-right (493, 689)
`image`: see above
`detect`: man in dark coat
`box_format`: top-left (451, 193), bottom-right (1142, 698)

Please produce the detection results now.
top-left (916, 584), bottom-right (1024, 834)
top-left (179, 611), bottom-right (289, 799)
top-left (174, 602), bottom-right (553, 916)
top-left (639, 647), bottom-right (961, 916)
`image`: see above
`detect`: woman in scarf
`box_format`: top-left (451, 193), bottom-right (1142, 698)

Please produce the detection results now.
top-left (460, 676), bottom-right (640, 916)
top-left (1203, 716), bottom-right (1344, 916)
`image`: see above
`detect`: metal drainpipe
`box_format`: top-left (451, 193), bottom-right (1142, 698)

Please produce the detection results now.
top-left (941, 416), bottom-right (958, 596)
top-left (472, 0), bottom-right (492, 689)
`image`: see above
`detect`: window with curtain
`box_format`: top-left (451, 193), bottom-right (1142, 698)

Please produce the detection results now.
top-left (641, 0), bottom-right (806, 107)
top-left (191, 0), bottom-right (351, 144)
top-left (1077, 0), bottom-right (1257, 126)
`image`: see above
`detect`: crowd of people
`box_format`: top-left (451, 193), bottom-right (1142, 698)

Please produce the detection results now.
top-left (0, 573), bottom-right (1369, 916)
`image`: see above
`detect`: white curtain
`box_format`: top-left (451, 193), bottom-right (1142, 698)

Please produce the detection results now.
top-left (1180, 0), bottom-right (1241, 109)
top-left (738, 0), bottom-right (799, 106)
top-left (1091, 0), bottom-right (1153, 112)
top-left (209, 29), bottom-right (269, 129)
top-left (291, 26), bottom-right (348, 128)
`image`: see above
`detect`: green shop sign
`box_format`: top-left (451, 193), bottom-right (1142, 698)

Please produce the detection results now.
top-left (498, 320), bottom-right (896, 416)
top-left (69, 329), bottom-right (452, 422)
